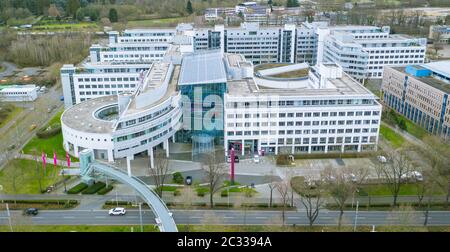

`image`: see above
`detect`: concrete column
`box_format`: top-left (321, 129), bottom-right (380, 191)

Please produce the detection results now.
top-left (74, 145), bottom-right (79, 157)
top-left (357, 144), bottom-right (362, 152)
top-left (241, 139), bottom-right (245, 156)
top-left (164, 139), bottom-right (169, 158)
top-left (126, 156), bottom-right (132, 177)
top-left (148, 147), bottom-right (154, 169)
top-left (172, 136), bottom-right (176, 143)
top-left (308, 145), bottom-right (311, 154)
top-left (257, 140), bottom-right (261, 153)
top-left (107, 149), bottom-right (114, 162)
top-left (64, 141), bottom-right (69, 152)
top-left (275, 145), bottom-right (278, 155)
top-left (341, 145), bottom-right (345, 153)
top-left (291, 145), bottom-right (295, 154)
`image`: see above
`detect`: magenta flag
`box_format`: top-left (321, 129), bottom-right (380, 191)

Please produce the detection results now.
top-left (66, 152), bottom-right (71, 169)
top-left (53, 152), bottom-right (57, 168)
top-left (41, 152), bottom-right (46, 166)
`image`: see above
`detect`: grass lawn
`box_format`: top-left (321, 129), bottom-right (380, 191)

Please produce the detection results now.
top-left (0, 65), bottom-right (4, 72)
top-left (126, 17), bottom-right (192, 28)
top-left (31, 22), bottom-right (99, 31)
top-left (0, 225), bottom-right (158, 232)
top-left (0, 104), bottom-right (23, 128)
top-left (404, 118), bottom-right (428, 140)
top-left (269, 68), bottom-right (310, 78)
top-left (380, 124), bottom-right (405, 148)
top-left (22, 109), bottom-right (78, 161)
top-left (0, 159), bottom-right (64, 194)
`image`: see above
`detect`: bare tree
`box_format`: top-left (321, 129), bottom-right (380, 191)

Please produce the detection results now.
top-left (149, 149), bottom-right (170, 198)
top-left (275, 180), bottom-right (290, 226)
top-left (263, 171), bottom-right (277, 208)
top-left (294, 175), bottom-right (326, 229)
top-left (201, 153), bottom-right (226, 208)
top-left (33, 149), bottom-right (43, 193)
top-left (376, 149), bottom-right (414, 207)
top-left (432, 32), bottom-right (444, 56)
top-left (322, 166), bottom-right (358, 231)
top-left (422, 136), bottom-right (450, 208)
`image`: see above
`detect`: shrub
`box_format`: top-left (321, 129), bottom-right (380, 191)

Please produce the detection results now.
top-left (173, 190), bottom-right (181, 196)
top-left (197, 191), bottom-right (205, 197)
top-left (36, 123), bottom-right (61, 139)
top-left (172, 172), bottom-right (184, 184)
top-left (221, 190), bottom-right (228, 197)
top-left (67, 182), bottom-right (88, 194)
top-left (81, 182), bottom-right (106, 194)
top-left (215, 203), bottom-right (233, 207)
top-left (97, 185), bottom-right (113, 195)
top-left (192, 202), bottom-right (207, 207)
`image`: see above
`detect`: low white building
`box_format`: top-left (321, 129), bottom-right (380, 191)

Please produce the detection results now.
top-left (0, 85), bottom-right (38, 102)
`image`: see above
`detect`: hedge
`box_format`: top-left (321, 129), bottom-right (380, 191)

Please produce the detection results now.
top-left (0, 199), bottom-right (78, 205)
top-left (276, 152), bottom-right (378, 165)
top-left (215, 203), bottom-right (233, 207)
top-left (67, 182), bottom-right (88, 194)
top-left (221, 190), bottom-right (228, 197)
top-left (172, 172), bottom-right (184, 184)
top-left (197, 191), bottom-right (205, 197)
top-left (173, 190), bottom-right (181, 196)
top-left (192, 202), bottom-right (207, 207)
top-left (97, 185), bottom-right (114, 195)
top-left (82, 182), bottom-right (106, 194)
top-left (36, 123), bottom-right (61, 139)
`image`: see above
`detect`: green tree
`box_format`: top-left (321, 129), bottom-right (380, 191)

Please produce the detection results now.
top-left (66, 0), bottom-right (80, 18)
top-left (186, 0), bottom-right (193, 15)
top-left (108, 8), bottom-right (118, 22)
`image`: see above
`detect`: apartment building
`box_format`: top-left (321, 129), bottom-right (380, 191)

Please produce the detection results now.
top-left (381, 61), bottom-right (450, 139)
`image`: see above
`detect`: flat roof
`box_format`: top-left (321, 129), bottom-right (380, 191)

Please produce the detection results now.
top-left (422, 60), bottom-right (450, 78)
top-left (62, 95), bottom-right (117, 134)
top-left (178, 51), bottom-right (227, 85)
top-left (227, 73), bottom-right (375, 98)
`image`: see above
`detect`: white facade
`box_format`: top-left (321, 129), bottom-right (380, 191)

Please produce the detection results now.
top-left (0, 85), bottom-right (38, 102)
top-left (224, 62), bottom-right (382, 155)
top-left (62, 62), bottom-right (182, 173)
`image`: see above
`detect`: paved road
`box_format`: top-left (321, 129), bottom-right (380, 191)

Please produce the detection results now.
top-left (0, 62), bottom-right (17, 79)
top-left (1, 209), bottom-right (449, 226)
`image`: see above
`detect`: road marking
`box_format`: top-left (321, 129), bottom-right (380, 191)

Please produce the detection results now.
top-left (357, 217), bottom-right (366, 220)
top-left (95, 216), bottom-right (106, 219)
top-left (255, 217), bottom-right (266, 219)
top-left (126, 216), bottom-right (138, 219)
top-left (190, 216), bottom-right (202, 219)
top-left (32, 217), bottom-right (43, 219)
top-left (63, 216), bottom-right (75, 219)
top-left (320, 217), bottom-right (332, 220)
top-left (288, 217), bottom-right (300, 219)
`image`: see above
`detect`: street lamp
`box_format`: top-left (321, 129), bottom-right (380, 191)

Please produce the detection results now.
top-left (138, 202), bottom-right (144, 232)
top-left (353, 200), bottom-right (359, 232)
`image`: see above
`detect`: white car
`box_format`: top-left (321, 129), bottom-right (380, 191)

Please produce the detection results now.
top-left (253, 154), bottom-right (260, 163)
top-left (377, 155), bottom-right (387, 163)
top-left (109, 207), bottom-right (126, 216)
top-left (401, 171), bottom-right (423, 182)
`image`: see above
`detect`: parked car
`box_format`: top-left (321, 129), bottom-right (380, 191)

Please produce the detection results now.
top-left (377, 155), bottom-right (387, 163)
top-left (253, 154), bottom-right (260, 163)
top-left (226, 155), bottom-right (240, 163)
top-left (401, 171), bottom-right (423, 182)
top-left (185, 176), bottom-right (192, 185)
top-left (23, 208), bottom-right (38, 216)
top-left (109, 207), bottom-right (126, 216)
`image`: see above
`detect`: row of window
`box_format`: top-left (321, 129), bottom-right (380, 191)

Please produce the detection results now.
top-left (78, 84), bottom-right (136, 89)
top-left (78, 77), bottom-right (137, 82)
top-left (226, 127), bottom-right (378, 136)
top-left (226, 99), bottom-right (376, 109)
top-left (226, 111), bottom-right (380, 119)
top-left (227, 119), bottom-right (380, 127)
top-left (234, 136), bottom-right (377, 145)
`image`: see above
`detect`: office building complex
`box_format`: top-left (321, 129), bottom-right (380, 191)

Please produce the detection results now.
top-left (381, 61), bottom-right (450, 139)
top-left (61, 49), bottom-right (381, 171)
top-left (0, 84), bottom-right (38, 102)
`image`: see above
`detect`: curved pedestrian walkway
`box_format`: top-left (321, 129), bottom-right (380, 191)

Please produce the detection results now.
top-left (81, 160), bottom-right (178, 232)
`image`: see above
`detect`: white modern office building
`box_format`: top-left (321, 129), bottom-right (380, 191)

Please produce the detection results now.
top-left (61, 62), bottom-right (151, 108)
top-left (321, 26), bottom-right (427, 81)
top-left (61, 61), bottom-right (183, 175)
top-left (0, 84), bottom-right (38, 102)
top-left (224, 58), bottom-right (382, 156)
